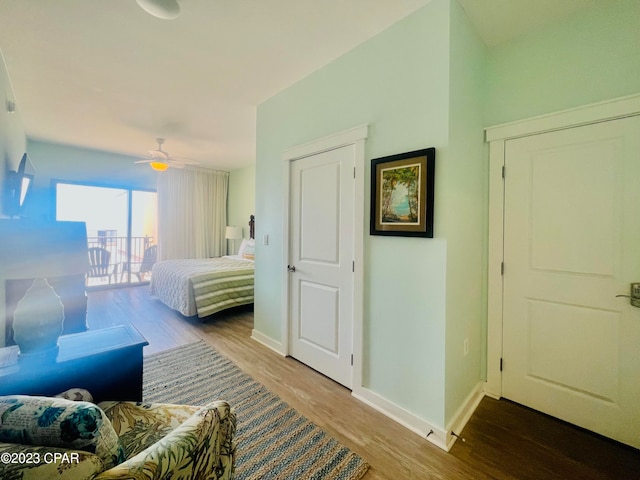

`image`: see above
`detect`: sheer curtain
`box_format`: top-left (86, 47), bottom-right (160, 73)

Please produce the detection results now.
top-left (156, 167), bottom-right (228, 260)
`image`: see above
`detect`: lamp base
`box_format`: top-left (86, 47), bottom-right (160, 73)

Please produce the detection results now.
top-left (12, 278), bottom-right (65, 363)
top-left (18, 344), bottom-right (59, 364)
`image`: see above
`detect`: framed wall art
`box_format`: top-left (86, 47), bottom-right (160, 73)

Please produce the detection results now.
top-left (370, 147), bottom-right (435, 237)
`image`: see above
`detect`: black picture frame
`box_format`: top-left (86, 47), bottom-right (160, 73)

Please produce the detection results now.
top-left (370, 147), bottom-right (435, 237)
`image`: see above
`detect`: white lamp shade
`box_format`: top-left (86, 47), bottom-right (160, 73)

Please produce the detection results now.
top-left (225, 226), bottom-right (243, 240)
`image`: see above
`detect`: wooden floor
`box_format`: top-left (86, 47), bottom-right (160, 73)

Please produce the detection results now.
top-left (88, 286), bottom-right (640, 480)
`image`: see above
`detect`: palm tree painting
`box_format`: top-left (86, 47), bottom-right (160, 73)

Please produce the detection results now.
top-left (370, 147), bottom-right (435, 237)
top-left (380, 164), bottom-right (421, 223)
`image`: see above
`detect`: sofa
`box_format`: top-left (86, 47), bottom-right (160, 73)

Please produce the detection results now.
top-left (0, 393), bottom-right (236, 480)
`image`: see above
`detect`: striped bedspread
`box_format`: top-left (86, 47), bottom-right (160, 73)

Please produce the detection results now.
top-left (191, 262), bottom-right (254, 317)
top-left (150, 257), bottom-right (254, 317)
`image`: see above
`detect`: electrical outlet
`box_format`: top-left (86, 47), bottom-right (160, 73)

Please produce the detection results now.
top-left (463, 338), bottom-right (469, 357)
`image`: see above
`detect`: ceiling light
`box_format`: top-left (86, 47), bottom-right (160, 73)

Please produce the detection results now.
top-left (150, 161), bottom-right (170, 172)
top-left (136, 0), bottom-right (181, 20)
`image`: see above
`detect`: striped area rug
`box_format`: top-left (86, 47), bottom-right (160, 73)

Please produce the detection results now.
top-left (143, 341), bottom-right (370, 480)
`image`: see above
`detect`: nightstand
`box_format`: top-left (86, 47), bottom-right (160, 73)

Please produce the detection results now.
top-left (0, 324), bottom-right (148, 403)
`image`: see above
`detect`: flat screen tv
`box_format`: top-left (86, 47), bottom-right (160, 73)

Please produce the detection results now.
top-left (3, 152), bottom-right (34, 217)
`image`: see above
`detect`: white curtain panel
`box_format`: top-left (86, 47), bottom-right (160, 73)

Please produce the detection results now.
top-left (157, 167), bottom-right (229, 260)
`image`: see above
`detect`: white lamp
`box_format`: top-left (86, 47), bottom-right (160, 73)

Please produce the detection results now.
top-left (225, 226), bottom-right (242, 255)
top-left (0, 221), bottom-right (89, 361)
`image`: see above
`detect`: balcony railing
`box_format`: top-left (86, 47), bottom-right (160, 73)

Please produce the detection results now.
top-left (86, 235), bottom-right (155, 287)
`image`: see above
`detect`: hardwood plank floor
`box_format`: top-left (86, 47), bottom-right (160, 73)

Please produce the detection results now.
top-left (87, 286), bottom-right (640, 479)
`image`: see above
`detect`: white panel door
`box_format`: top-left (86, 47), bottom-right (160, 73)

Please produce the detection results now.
top-left (289, 145), bottom-right (354, 388)
top-left (502, 116), bottom-right (640, 448)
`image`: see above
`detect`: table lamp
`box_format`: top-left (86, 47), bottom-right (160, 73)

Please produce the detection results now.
top-left (225, 226), bottom-right (242, 255)
top-left (0, 220), bottom-right (89, 361)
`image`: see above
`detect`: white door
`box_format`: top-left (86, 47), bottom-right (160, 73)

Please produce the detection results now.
top-left (289, 145), bottom-right (354, 388)
top-left (502, 115), bottom-right (640, 449)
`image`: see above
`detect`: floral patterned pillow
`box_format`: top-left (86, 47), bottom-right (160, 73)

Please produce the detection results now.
top-left (0, 395), bottom-right (125, 469)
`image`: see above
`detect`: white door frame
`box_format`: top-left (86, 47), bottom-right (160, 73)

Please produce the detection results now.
top-left (484, 93), bottom-right (640, 398)
top-left (281, 125), bottom-right (368, 390)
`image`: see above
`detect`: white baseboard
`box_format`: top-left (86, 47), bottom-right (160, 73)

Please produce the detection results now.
top-left (351, 382), bottom-right (485, 452)
top-left (483, 382), bottom-right (501, 400)
top-left (351, 387), bottom-right (449, 451)
top-left (251, 330), bottom-right (485, 452)
top-left (445, 382), bottom-right (485, 450)
top-left (250, 329), bottom-right (286, 356)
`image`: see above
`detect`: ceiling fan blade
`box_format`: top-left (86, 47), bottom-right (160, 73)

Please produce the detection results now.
top-left (148, 150), bottom-right (169, 160)
top-left (170, 158), bottom-right (199, 165)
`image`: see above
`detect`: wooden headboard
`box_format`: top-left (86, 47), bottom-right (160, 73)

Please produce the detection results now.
top-left (249, 215), bottom-right (255, 240)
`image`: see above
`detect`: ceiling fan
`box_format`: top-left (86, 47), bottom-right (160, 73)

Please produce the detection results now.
top-left (136, 0), bottom-right (180, 20)
top-left (134, 138), bottom-right (198, 171)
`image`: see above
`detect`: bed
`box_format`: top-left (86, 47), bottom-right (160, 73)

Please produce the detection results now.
top-left (149, 216), bottom-right (255, 318)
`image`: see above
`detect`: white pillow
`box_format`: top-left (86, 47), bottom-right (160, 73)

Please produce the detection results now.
top-left (237, 238), bottom-right (255, 257)
top-left (242, 243), bottom-right (255, 260)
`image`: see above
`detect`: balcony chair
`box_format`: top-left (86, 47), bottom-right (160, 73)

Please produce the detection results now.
top-left (136, 244), bottom-right (157, 282)
top-left (0, 391), bottom-right (236, 480)
top-left (118, 244), bottom-right (158, 283)
top-left (87, 247), bottom-right (113, 284)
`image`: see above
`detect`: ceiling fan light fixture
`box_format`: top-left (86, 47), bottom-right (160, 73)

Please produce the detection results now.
top-left (136, 0), bottom-right (181, 20)
top-left (135, 137), bottom-right (197, 170)
top-left (150, 161), bottom-right (170, 172)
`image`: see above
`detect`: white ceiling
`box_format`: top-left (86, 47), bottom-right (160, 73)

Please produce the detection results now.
top-left (0, 0), bottom-right (598, 170)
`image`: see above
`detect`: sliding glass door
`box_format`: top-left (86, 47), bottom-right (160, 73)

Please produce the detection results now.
top-left (55, 182), bottom-right (157, 288)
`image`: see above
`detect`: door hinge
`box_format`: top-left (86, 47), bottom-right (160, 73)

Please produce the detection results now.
top-left (502, 165), bottom-right (505, 179)
top-left (351, 354), bottom-right (354, 366)
top-left (354, 167), bottom-right (356, 179)
top-left (352, 260), bottom-right (355, 272)
top-left (501, 262), bottom-right (504, 275)
top-left (500, 358), bottom-right (503, 372)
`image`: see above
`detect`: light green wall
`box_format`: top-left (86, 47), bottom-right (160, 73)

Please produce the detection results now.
top-left (443, 0), bottom-right (487, 425)
top-left (442, 0), bottom-right (640, 425)
top-left (255, 0), bottom-right (484, 428)
top-left (0, 50), bottom-right (26, 347)
top-left (0, 50), bottom-right (26, 218)
top-left (25, 139), bottom-right (157, 220)
top-left (228, 165), bottom-right (255, 252)
top-left (485, 0), bottom-right (640, 126)
top-left (254, 0), bottom-right (640, 432)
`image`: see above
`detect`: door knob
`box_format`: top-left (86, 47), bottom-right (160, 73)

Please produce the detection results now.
top-left (616, 282), bottom-right (640, 308)
top-left (287, 265), bottom-right (296, 273)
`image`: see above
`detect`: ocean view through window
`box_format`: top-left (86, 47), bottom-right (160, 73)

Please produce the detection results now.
top-left (55, 182), bottom-right (157, 288)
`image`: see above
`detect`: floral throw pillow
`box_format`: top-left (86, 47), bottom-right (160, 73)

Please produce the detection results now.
top-left (0, 395), bottom-right (125, 469)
